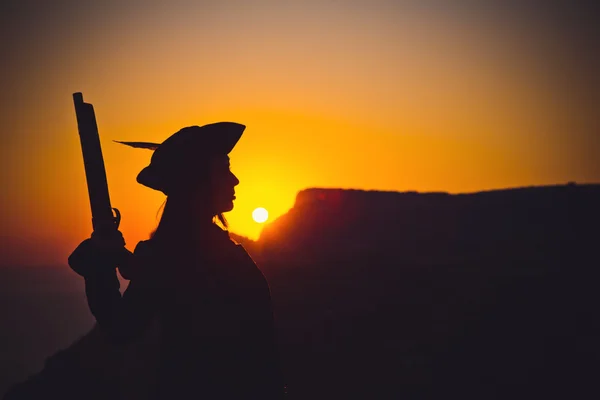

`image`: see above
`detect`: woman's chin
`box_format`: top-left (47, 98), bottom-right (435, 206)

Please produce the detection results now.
top-left (220, 201), bottom-right (235, 213)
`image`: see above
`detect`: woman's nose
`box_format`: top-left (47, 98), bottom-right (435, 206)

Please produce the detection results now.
top-left (231, 172), bottom-right (240, 187)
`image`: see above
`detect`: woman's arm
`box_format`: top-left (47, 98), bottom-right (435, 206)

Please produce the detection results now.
top-left (70, 238), bottom-right (161, 345)
top-left (85, 273), bottom-right (159, 345)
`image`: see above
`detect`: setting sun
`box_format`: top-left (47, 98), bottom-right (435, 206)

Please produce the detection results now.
top-left (252, 207), bottom-right (269, 224)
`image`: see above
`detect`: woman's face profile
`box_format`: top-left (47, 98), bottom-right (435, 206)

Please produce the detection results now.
top-left (201, 155), bottom-right (239, 214)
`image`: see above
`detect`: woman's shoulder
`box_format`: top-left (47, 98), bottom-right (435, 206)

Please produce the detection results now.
top-left (133, 240), bottom-right (154, 258)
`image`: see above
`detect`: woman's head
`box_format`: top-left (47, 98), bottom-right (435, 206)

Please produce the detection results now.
top-left (118, 122), bottom-right (245, 236)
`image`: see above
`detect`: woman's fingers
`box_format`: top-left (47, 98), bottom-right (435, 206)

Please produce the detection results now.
top-left (90, 230), bottom-right (126, 251)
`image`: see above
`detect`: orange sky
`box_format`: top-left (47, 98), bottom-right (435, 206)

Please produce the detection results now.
top-left (1, 1), bottom-right (598, 267)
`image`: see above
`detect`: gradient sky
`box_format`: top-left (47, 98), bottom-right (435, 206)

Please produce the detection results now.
top-left (1, 0), bottom-right (598, 266)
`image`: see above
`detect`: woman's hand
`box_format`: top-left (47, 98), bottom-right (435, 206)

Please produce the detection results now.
top-left (68, 230), bottom-right (127, 278)
top-left (90, 229), bottom-right (126, 251)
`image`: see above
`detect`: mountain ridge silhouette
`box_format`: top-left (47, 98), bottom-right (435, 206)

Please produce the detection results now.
top-left (232, 182), bottom-right (597, 265)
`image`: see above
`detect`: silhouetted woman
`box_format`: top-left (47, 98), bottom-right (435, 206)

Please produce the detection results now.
top-left (68, 122), bottom-right (284, 399)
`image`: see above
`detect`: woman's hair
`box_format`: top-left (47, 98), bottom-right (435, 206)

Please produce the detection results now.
top-left (215, 213), bottom-right (228, 229)
top-left (149, 194), bottom-right (228, 240)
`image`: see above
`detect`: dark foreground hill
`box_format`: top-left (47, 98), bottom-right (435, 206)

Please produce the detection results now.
top-left (4, 183), bottom-right (600, 399)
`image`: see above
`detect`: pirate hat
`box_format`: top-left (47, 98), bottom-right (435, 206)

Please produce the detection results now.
top-left (116, 122), bottom-right (245, 194)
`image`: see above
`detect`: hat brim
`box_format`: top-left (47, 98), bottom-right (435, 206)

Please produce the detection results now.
top-left (136, 164), bottom-right (167, 194)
